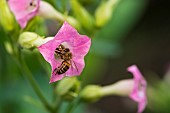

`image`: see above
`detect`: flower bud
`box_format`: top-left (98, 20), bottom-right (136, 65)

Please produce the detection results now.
top-left (95, 0), bottom-right (119, 27)
top-left (80, 85), bottom-right (102, 102)
top-left (38, 1), bottom-right (81, 30)
top-left (56, 77), bottom-right (80, 100)
top-left (4, 41), bottom-right (13, 55)
top-left (70, 0), bottom-right (95, 31)
top-left (19, 32), bottom-right (53, 49)
top-left (0, 0), bottom-right (15, 31)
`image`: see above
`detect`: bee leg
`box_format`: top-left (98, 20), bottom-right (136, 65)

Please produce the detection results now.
top-left (71, 60), bottom-right (78, 72)
top-left (53, 68), bottom-right (58, 75)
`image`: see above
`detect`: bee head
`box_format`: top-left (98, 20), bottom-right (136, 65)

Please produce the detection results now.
top-left (64, 48), bottom-right (70, 52)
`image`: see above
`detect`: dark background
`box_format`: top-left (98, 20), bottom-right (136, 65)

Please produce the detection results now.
top-left (90, 0), bottom-right (170, 113)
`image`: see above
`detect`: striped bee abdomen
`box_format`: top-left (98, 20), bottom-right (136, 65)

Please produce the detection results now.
top-left (56, 61), bottom-right (70, 75)
top-left (53, 44), bottom-right (77, 75)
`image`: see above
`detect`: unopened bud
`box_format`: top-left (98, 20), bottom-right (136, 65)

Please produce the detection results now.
top-left (56, 77), bottom-right (80, 100)
top-left (19, 32), bottom-right (53, 49)
top-left (70, 0), bottom-right (94, 31)
top-left (38, 1), bottom-right (81, 30)
top-left (95, 0), bottom-right (119, 27)
top-left (4, 41), bottom-right (13, 55)
top-left (80, 85), bottom-right (102, 102)
top-left (0, 0), bottom-right (15, 31)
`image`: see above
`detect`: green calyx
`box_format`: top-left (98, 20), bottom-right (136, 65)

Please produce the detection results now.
top-left (56, 77), bottom-right (81, 101)
top-left (80, 85), bottom-right (102, 102)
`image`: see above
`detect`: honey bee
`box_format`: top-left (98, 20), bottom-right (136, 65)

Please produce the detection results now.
top-left (53, 44), bottom-right (78, 75)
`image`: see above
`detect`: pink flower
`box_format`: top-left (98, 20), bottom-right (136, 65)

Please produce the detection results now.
top-left (38, 22), bottom-right (91, 83)
top-left (8, 0), bottom-right (40, 28)
top-left (127, 65), bottom-right (147, 113)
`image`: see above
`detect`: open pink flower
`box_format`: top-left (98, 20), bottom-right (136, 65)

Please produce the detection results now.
top-left (8, 0), bottom-right (40, 28)
top-left (127, 65), bottom-right (147, 113)
top-left (38, 22), bottom-right (91, 83)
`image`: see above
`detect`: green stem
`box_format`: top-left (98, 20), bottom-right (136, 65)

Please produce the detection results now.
top-left (5, 27), bottom-right (57, 113)
top-left (18, 56), bottom-right (55, 113)
top-left (61, 0), bottom-right (66, 12)
top-left (53, 96), bottom-right (62, 113)
top-left (66, 97), bottom-right (80, 113)
top-left (37, 53), bottom-right (51, 78)
top-left (51, 83), bottom-right (62, 113)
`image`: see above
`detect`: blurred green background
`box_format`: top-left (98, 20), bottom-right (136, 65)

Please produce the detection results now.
top-left (1, 0), bottom-right (170, 113)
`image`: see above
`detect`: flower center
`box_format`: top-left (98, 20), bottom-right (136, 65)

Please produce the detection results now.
top-left (27, 0), bottom-right (38, 12)
top-left (137, 80), bottom-right (146, 97)
top-left (29, 2), bottom-right (33, 6)
top-left (54, 44), bottom-right (72, 61)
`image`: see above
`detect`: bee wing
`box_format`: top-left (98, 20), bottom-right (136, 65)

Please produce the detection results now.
top-left (70, 60), bottom-right (78, 72)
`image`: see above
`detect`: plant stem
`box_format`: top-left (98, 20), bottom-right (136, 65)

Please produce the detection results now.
top-left (6, 25), bottom-right (57, 113)
top-left (66, 97), bottom-right (80, 113)
top-left (18, 56), bottom-right (55, 113)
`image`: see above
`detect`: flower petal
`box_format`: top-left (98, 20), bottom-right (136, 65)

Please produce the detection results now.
top-left (8, 0), bottom-right (40, 28)
top-left (38, 38), bottom-right (63, 83)
top-left (127, 65), bottom-right (147, 113)
top-left (73, 35), bottom-right (91, 58)
top-left (66, 58), bottom-right (85, 76)
top-left (53, 21), bottom-right (79, 43)
top-left (38, 21), bottom-right (91, 83)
